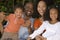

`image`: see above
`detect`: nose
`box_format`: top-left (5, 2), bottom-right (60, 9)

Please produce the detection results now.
top-left (39, 9), bottom-right (44, 12)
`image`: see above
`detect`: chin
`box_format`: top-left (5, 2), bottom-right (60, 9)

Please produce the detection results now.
top-left (17, 16), bottom-right (21, 18)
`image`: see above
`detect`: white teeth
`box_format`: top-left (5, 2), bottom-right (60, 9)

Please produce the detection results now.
top-left (28, 11), bottom-right (31, 13)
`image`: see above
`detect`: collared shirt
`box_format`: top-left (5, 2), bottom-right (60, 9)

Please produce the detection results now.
top-left (4, 14), bottom-right (24, 33)
top-left (18, 26), bottom-right (29, 40)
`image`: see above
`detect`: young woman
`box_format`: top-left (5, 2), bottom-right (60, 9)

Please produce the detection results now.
top-left (28, 6), bottom-right (60, 40)
top-left (33, 1), bottom-right (47, 40)
top-left (33, 1), bottom-right (47, 30)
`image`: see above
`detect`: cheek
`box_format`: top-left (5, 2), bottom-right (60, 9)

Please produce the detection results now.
top-left (50, 14), bottom-right (58, 19)
top-left (55, 14), bottom-right (58, 18)
top-left (43, 7), bottom-right (46, 11)
top-left (50, 14), bottom-right (53, 18)
top-left (37, 7), bottom-right (42, 13)
top-left (42, 7), bottom-right (46, 13)
top-left (37, 8), bottom-right (39, 12)
top-left (19, 13), bottom-right (22, 16)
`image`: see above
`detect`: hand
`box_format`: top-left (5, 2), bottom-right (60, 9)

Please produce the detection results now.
top-left (40, 36), bottom-right (47, 40)
top-left (26, 20), bottom-right (31, 26)
top-left (23, 20), bottom-right (31, 27)
top-left (35, 35), bottom-right (42, 40)
top-left (35, 35), bottom-right (47, 40)
top-left (27, 37), bottom-right (31, 40)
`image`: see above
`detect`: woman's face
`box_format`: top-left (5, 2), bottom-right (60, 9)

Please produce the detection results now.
top-left (37, 1), bottom-right (46, 16)
top-left (50, 8), bottom-right (58, 21)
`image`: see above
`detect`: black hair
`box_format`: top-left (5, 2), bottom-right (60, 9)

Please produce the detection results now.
top-left (45, 5), bottom-right (60, 21)
top-left (14, 4), bottom-right (24, 11)
top-left (24, 1), bottom-right (33, 6)
top-left (33, 0), bottom-right (48, 20)
top-left (24, 1), bottom-right (34, 18)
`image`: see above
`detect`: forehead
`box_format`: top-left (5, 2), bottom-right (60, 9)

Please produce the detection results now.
top-left (38, 1), bottom-right (46, 6)
top-left (15, 8), bottom-right (22, 11)
top-left (50, 8), bottom-right (58, 12)
top-left (25, 3), bottom-right (33, 7)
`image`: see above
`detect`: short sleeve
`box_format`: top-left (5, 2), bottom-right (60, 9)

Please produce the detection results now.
top-left (34, 19), bottom-right (42, 29)
top-left (6, 14), bottom-right (13, 21)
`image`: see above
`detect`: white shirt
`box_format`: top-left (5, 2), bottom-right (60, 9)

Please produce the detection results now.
top-left (29, 21), bottom-right (60, 40)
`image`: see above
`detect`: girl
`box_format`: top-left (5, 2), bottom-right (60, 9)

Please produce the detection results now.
top-left (28, 6), bottom-right (60, 40)
top-left (33, 1), bottom-right (47, 40)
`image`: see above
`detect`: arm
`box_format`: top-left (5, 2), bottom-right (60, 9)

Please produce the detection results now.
top-left (23, 20), bottom-right (32, 34)
top-left (4, 14), bottom-right (13, 21)
top-left (33, 20), bottom-right (39, 30)
top-left (28, 26), bottom-right (32, 34)
top-left (0, 23), bottom-right (3, 34)
top-left (29, 22), bottom-right (46, 39)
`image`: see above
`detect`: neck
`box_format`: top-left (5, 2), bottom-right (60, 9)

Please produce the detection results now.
top-left (15, 16), bottom-right (21, 19)
top-left (50, 20), bottom-right (58, 24)
top-left (39, 17), bottom-right (44, 22)
top-left (15, 15), bottom-right (21, 19)
top-left (25, 16), bottom-right (31, 20)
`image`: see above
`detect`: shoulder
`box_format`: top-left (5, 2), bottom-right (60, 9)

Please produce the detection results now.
top-left (8, 14), bottom-right (14, 17)
top-left (42, 21), bottom-right (49, 26)
top-left (34, 18), bottom-right (41, 22)
top-left (6, 14), bottom-right (14, 20)
top-left (57, 21), bottom-right (60, 23)
top-left (43, 21), bottom-right (49, 24)
top-left (56, 22), bottom-right (60, 25)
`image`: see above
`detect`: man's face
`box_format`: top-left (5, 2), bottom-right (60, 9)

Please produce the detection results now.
top-left (24, 3), bottom-right (33, 17)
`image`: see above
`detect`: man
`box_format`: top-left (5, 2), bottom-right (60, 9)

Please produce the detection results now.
top-left (24, 1), bottom-right (34, 30)
top-left (18, 1), bottom-right (35, 40)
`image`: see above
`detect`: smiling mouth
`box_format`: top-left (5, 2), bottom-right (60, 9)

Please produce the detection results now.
top-left (27, 11), bottom-right (31, 14)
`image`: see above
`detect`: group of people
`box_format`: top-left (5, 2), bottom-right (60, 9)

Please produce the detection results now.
top-left (0, 0), bottom-right (60, 40)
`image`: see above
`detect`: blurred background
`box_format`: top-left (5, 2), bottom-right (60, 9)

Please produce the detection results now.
top-left (0, 0), bottom-right (60, 39)
top-left (0, 0), bottom-right (60, 13)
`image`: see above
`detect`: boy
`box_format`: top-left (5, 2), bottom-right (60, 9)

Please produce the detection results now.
top-left (1, 5), bottom-right (24, 40)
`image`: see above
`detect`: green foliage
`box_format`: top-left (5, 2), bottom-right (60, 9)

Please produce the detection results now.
top-left (0, 0), bottom-right (59, 13)
top-left (7, 0), bottom-right (13, 6)
top-left (55, 0), bottom-right (60, 4)
top-left (0, 6), bottom-right (7, 12)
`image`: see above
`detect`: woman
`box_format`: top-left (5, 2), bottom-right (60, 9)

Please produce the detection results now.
top-left (33, 1), bottom-right (47, 40)
top-left (33, 1), bottom-right (47, 30)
